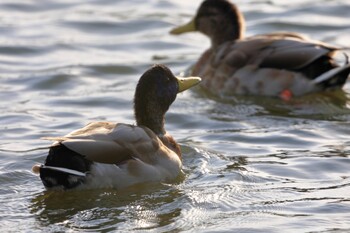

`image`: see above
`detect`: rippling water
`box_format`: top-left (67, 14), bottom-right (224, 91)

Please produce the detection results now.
top-left (1, 0), bottom-right (350, 232)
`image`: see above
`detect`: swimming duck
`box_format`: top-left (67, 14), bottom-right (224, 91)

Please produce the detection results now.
top-left (32, 64), bottom-right (201, 190)
top-left (170, 0), bottom-right (350, 99)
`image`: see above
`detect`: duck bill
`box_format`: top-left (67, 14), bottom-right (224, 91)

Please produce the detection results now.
top-left (176, 76), bottom-right (201, 93)
top-left (170, 18), bottom-right (196, 35)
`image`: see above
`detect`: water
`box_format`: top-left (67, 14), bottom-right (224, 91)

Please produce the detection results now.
top-left (1, 0), bottom-right (350, 232)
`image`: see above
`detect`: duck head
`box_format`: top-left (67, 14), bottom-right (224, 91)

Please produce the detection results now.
top-left (134, 64), bottom-right (201, 135)
top-left (170, 0), bottom-right (245, 48)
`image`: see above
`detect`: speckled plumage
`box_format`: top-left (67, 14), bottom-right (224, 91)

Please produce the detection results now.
top-left (33, 65), bottom-right (201, 190)
top-left (171, 0), bottom-right (350, 98)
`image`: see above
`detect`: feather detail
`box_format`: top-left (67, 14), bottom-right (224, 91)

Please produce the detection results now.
top-left (312, 65), bottom-right (350, 85)
top-left (39, 165), bottom-right (86, 177)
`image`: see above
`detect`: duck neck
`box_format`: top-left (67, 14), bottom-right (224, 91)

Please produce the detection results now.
top-left (211, 26), bottom-right (243, 48)
top-left (134, 103), bottom-right (166, 136)
top-left (210, 36), bottom-right (230, 49)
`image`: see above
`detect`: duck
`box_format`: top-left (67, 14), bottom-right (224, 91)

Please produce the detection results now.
top-left (32, 64), bottom-right (201, 190)
top-left (170, 0), bottom-right (350, 99)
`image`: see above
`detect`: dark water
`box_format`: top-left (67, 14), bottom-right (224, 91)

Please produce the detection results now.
top-left (1, 0), bottom-right (350, 232)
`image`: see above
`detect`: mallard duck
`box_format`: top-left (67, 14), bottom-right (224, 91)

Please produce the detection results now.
top-left (170, 0), bottom-right (350, 99)
top-left (32, 64), bottom-right (201, 190)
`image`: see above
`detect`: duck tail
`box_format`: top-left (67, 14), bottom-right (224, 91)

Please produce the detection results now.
top-left (35, 144), bottom-right (92, 189)
top-left (33, 165), bottom-right (86, 176)
top-left (312, 63), bottom-right (350, 89)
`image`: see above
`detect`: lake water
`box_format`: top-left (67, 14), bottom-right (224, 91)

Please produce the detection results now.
top-left (1, 0), bottom-right (350, 232)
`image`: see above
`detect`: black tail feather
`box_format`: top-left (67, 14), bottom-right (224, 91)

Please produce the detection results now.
top-left (39, 144), bottom-right (92, 189)
top-left (312, 64), bottom-right (350, 90)
top-left (299, 55), bottom-right (350, 90)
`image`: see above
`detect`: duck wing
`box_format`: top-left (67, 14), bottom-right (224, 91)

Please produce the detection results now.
top-left (44, 122), bottom-right (162, 165)
top-left (226, 34), bottom-right (340, 71)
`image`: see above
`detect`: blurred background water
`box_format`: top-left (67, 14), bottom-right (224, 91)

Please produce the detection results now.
top-left (1, 0), bottom-right (350, 232)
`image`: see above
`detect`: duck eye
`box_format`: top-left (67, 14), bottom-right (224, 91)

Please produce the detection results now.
top-left (164, 77), bottom-right (171, 83)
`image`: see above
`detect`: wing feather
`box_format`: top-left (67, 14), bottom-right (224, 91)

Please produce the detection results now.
top-left (219, 34), bottom-right (338, 71)
top-left (257, 39), bottom-right (334, 69)
top-left (44, 122), bottom-right (163, 165)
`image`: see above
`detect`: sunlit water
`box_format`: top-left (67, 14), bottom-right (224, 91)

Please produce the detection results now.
top-left (1, 0), bottom-right (350, 232)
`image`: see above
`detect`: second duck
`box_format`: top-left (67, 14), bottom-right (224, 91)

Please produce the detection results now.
top-left (171, 0), bottom-right (350, 99)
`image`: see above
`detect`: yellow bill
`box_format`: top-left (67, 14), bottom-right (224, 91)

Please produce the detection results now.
top-left (170, 18), bottom-right (196, 35)
top-left (176, 76), bottom-right (201, 92)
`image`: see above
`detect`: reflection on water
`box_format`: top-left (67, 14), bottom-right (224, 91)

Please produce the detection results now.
top-left (1, 0), bottom-right (350, 232)
top-left (30, 183), bottom-right (183, 231)
top-left (197, 87), bottom-right (350, 120)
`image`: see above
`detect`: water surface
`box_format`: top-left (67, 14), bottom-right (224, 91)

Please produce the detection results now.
top-left (1, 0), bottom-right (350, 232)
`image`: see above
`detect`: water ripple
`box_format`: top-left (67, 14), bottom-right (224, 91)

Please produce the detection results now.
top-left (1, 0), bottom-right (350, 232)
